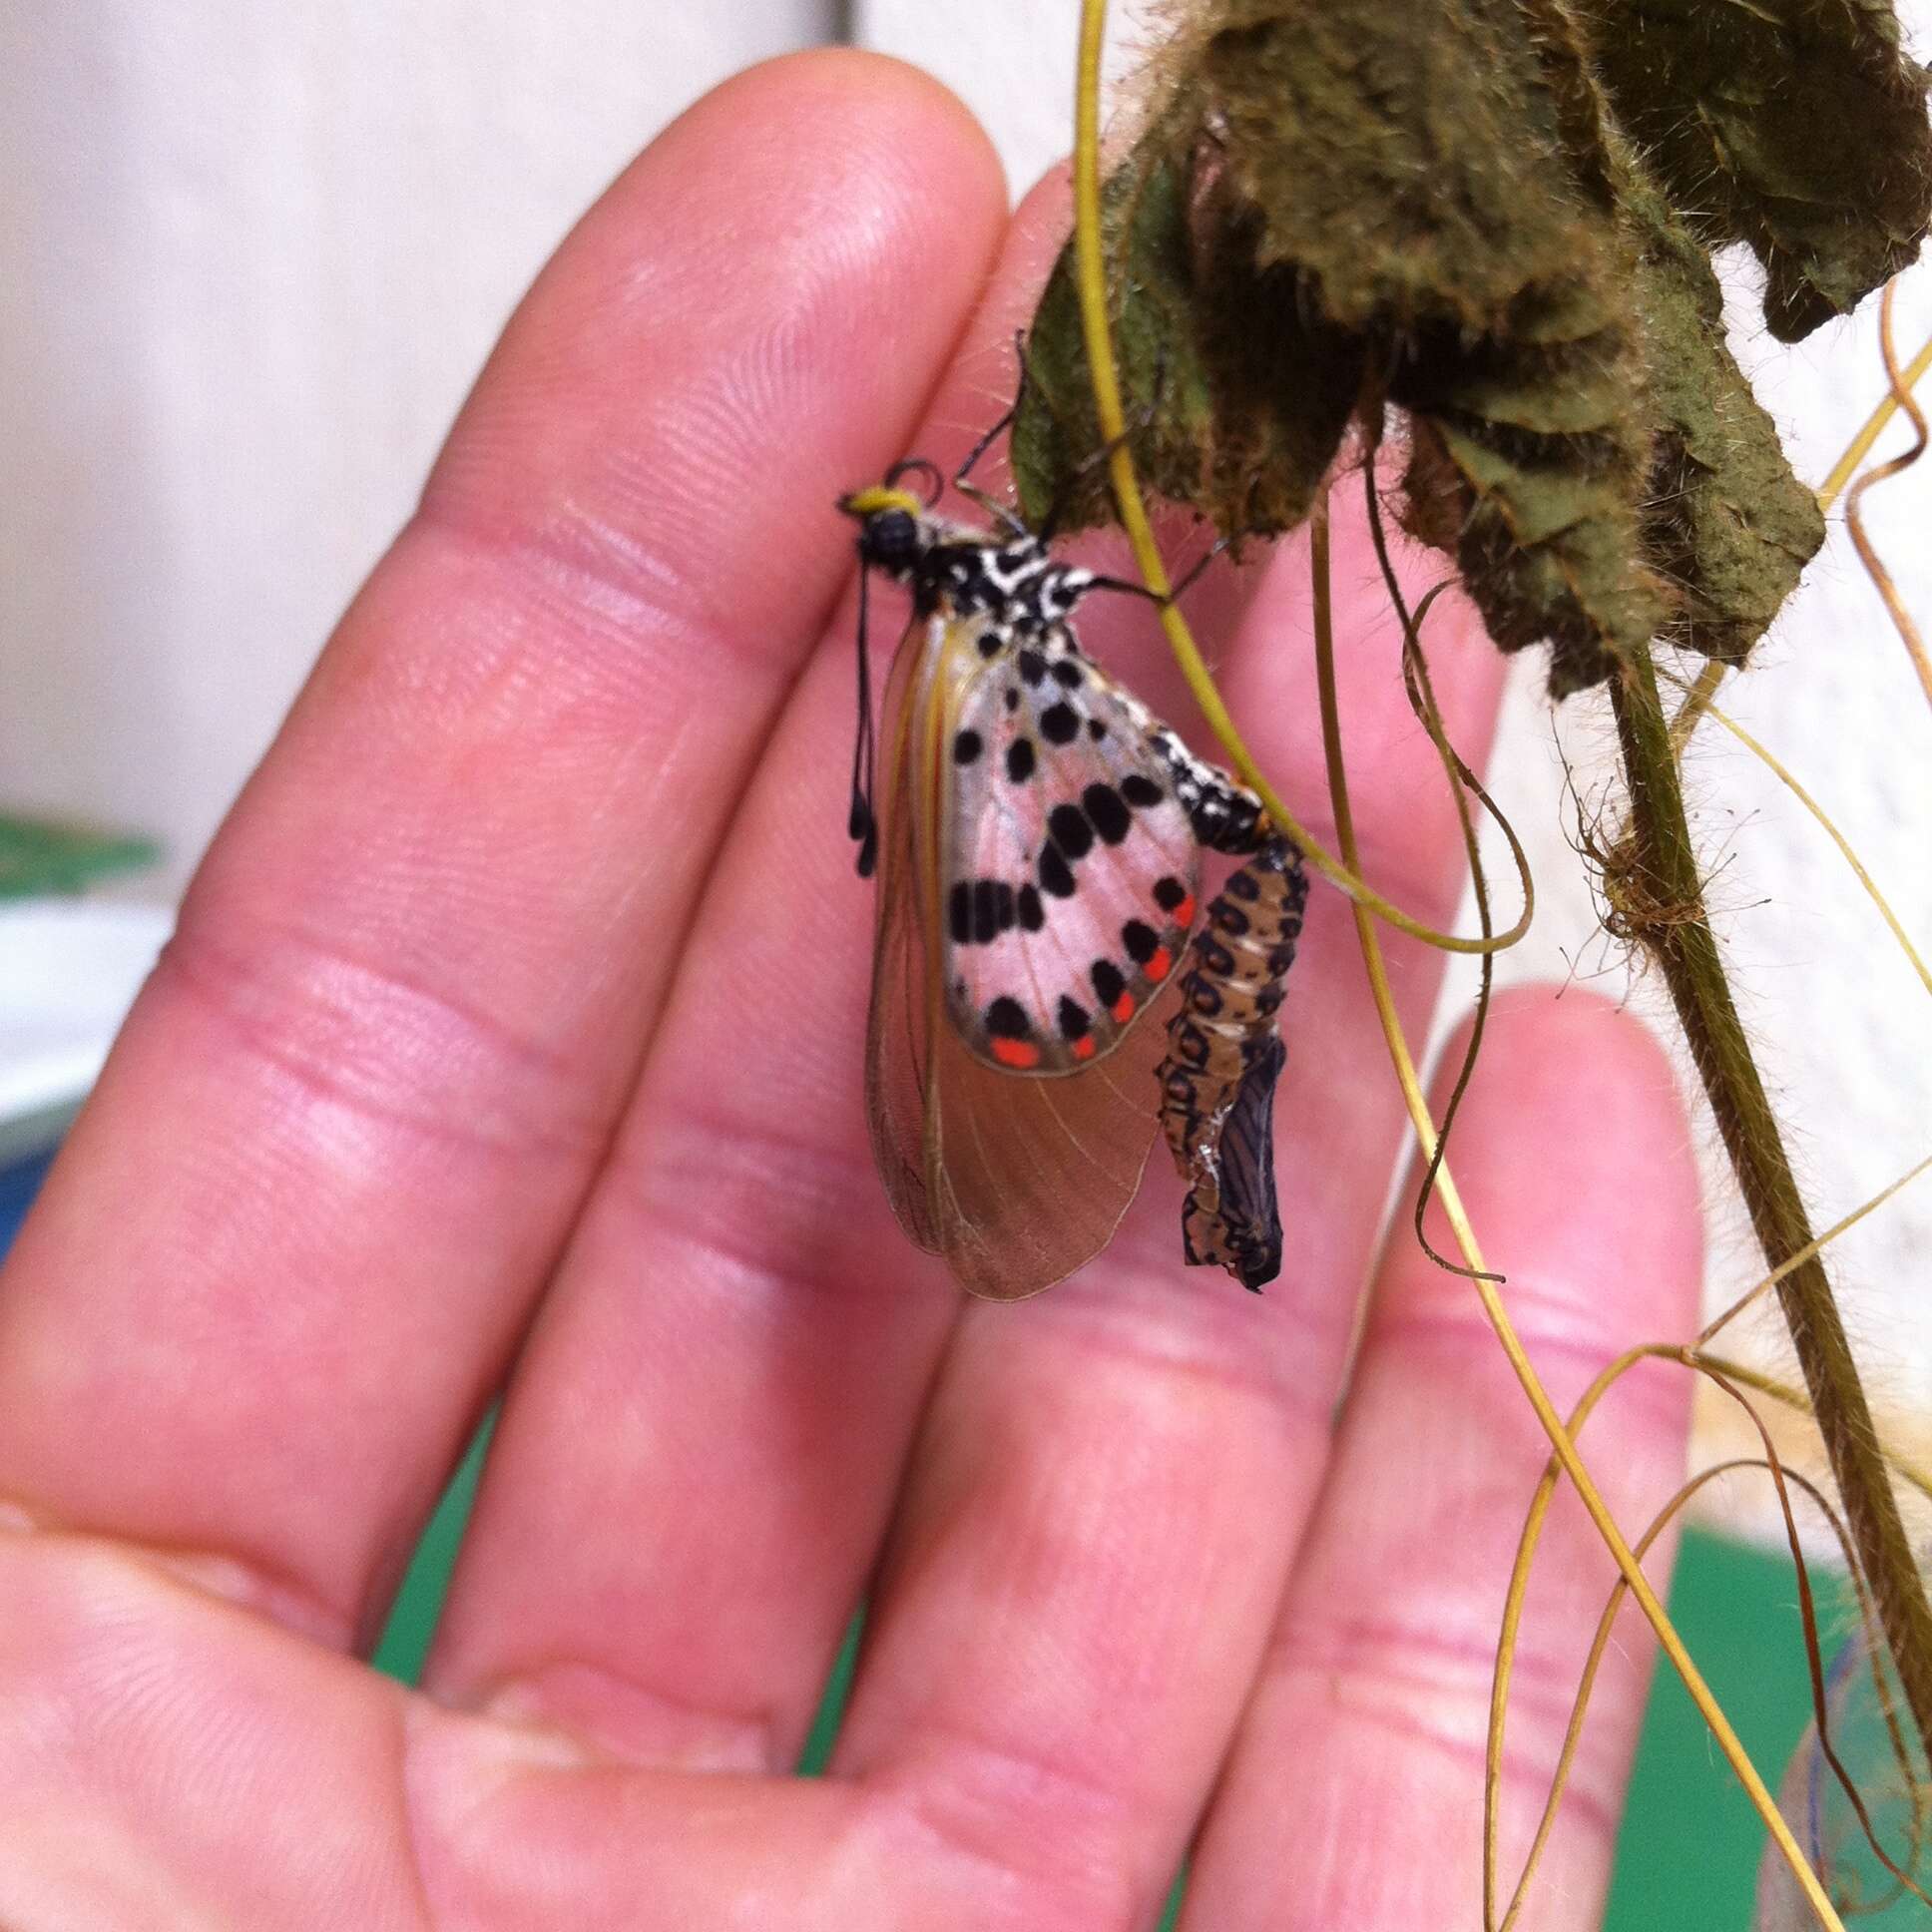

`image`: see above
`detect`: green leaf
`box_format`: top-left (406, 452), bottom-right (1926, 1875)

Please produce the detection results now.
top-left (1196, 0), bottom-right (1624, 334)
top-left (1017, 0), bottom-right (1879, 695)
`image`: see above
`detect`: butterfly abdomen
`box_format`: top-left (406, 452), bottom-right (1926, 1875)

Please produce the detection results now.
top-left (1159, 838), bottom-right (1309, 1291)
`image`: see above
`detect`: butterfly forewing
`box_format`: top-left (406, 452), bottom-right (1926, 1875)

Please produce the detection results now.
top-left (864, 609), bottom-right (1182, 1299)
top-left (942, 627), bottom-right (1199, 1075)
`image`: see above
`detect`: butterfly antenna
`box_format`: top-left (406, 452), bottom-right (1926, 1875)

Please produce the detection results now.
top-left (848, 560), bottom-right (880, 877)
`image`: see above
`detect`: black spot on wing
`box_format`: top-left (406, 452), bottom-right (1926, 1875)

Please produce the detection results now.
top-left (1123, 919), bottom-right (1159, 965)
top-left (1039, 843), bottom-right (1076, 898)
top-left (953, 728), bottom-right (983, 765)
top-left (1122, 773), bottom-right (1164, 808)
top-left (1040, 703), bottom-right (1079, 745)
top-left (1051, 659), bottom-right (1084, 688)
top-left (1006, 738), bottom-right (1036, 784)
top-left (972, 880), bottom-right (998, 943)
top-left (1083, 782), bottom-right (1131, 845)
top-left (985, 996), bottom-right (1030, 1039)
top-left (1017, 884), bottom-right (1045, 931)
top-left (1047, 802), bottom-right (1094, 860)
top-left (1057, 996), bottom-right (1091, 1041)
top-left (1091, 959), bottom-right (1127, 1008)
top-left (1154, 874), bottom-right (1189, 912)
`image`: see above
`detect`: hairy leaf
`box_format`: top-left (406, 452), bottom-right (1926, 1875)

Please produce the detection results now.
top-left (1591, 0), bottom-right (1932, 340)
top-left (1197, 0), bottom-right (1618, 332)
top-left (1626, 172), bottom-right (1827, 662)
top-left (1013, 132), bottom-right (1361, 537)
top-left (1016, 0), bottom-right (1900, 693)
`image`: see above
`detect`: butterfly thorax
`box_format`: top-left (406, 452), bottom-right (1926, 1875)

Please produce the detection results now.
top-left (907, 534), bottom-right (1096, 637)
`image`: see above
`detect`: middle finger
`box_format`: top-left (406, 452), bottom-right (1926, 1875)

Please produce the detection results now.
top-left (825, 497), bottom-right (1506, 1916)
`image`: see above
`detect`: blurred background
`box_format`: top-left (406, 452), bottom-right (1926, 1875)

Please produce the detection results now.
top-left (2, 3), bottom-right (1929, 1923)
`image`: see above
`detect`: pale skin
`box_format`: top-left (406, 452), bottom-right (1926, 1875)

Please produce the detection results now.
top-left (0, 52), bottom-right (1702, 1931)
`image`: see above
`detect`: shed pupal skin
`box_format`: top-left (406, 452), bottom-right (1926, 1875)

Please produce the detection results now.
top-left (1158, 838), bottom-right (1309, 1292)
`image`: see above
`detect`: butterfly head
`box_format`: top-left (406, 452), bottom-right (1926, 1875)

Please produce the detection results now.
top-left (838, 458), bottom-right (944, 585)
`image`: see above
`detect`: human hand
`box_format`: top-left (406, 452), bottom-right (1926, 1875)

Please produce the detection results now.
top-left (0, 53), bottom-right (1699, 1929)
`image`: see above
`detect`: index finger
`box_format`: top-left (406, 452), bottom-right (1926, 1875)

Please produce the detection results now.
top-left (0, 51), bottom-right (1007, 1648)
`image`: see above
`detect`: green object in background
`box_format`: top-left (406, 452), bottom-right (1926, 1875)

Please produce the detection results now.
top-left (1607, 1529), bottom-right (1851, 1931)
top-left (372, 1417), bottom-right (494, 1684)
top-left (376, 1443), bottom-right (1836, 1925)
top-left (0, 813), bottom-right (158, 898)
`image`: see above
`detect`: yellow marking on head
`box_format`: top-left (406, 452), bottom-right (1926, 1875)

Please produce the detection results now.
top-left (839, 485), bottom-right (925, 520)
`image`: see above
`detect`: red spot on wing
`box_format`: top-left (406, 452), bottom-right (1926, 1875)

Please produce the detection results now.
top-left (1175, 895), bottom-right (1196, 927)
top-left (991, 1037), bottom-right (1043, 1070)
top-left (1146, 946), bottom-right (1173, 982)
top-left (1072, 1034), bottom-right (1097, 1062)
top-left (1112, 992), bottom-right (1136, 1024)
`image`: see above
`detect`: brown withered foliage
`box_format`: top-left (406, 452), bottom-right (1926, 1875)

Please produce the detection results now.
top-left (1015, 0), bottom-right (1929, 694)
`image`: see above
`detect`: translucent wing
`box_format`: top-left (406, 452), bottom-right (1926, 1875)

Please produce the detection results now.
top-left (865, 610), bottom-right (1182, 1300)
top-left (941, 632), bottom-right (1199, 1074)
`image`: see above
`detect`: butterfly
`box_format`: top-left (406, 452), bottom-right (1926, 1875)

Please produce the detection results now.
top-left (837, 420), bottom-right (1298, 1299)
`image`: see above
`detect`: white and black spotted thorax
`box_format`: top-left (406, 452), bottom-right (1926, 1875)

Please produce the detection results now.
top-left (853, 500), bottom-right (1097, 648)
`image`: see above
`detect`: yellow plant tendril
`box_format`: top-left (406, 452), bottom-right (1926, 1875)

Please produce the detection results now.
top-left (1499, 1432), bottom-right (1920, 1926)
top-left (1310, 504), bottom-right (1847, 1932)
top-left (1691, 1351), bottom-right (1932, 1505)
top-left (1700, 1150), bottom-right (1932, 1344)
top-left (1843, 280), bottom-right (1932, 716)
top-left (1654, 664), bottom-right (1932, 1002)
top-left (1068, 3), bottom-right (1527, 958)
top-left (1815, 295), bottom-right (1932, 516)
top-left (1669, 660), bottom-right (1727, 755)
top-left (1070, 8), bottom-right (1840, 1917)
top-left (1677, 282), bottom-right (1930, 759)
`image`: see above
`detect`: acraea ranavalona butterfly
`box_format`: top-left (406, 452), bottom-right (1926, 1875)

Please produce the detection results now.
top-left (837, 435), bottom-right (1302, 1300)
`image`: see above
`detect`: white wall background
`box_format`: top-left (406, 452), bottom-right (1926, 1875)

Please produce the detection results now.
top-left (3, 1), bottom-right (1928, 1514)
top-left (0, 1), bottom-right (829, 889)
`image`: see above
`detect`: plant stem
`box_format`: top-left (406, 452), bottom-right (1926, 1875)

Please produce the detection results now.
top-left (1612, 645), bottom-right (1932, 1770)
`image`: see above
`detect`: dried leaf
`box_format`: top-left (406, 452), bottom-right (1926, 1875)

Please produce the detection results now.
top-left (1626, 172), bottom-right (1827, 662)
top-left (1591, 0), bottom-right (1932, 340)
top-left (1016, 0), bottom-right (1887, 693)
top-left (1197, 0), bottom-right (1618, 333)
top-left (1013, 130), bottom-right (1361, 537)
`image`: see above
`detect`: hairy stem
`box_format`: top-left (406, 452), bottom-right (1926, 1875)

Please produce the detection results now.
top-left (1612, 645), bottom-right (1932, 1770)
